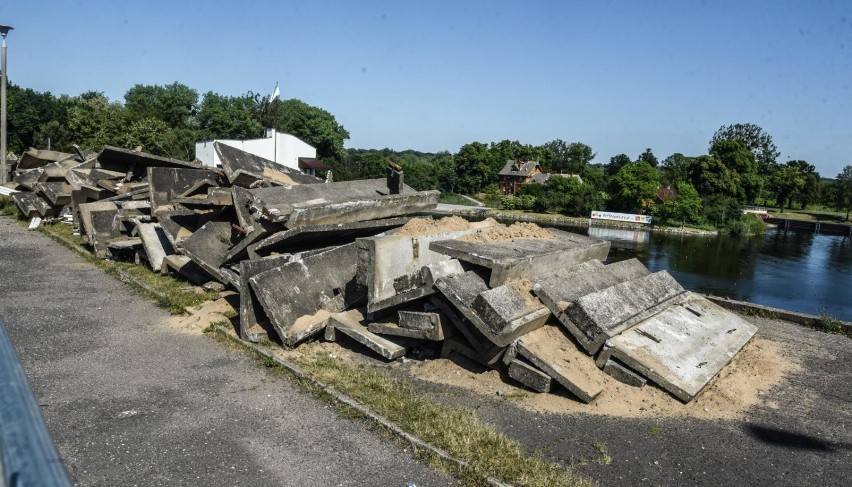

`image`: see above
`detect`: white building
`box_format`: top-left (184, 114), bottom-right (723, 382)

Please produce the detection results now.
top-left (195, 129), bottom-right (319, 171)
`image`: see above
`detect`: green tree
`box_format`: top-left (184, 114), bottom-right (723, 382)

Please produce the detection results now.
top-left (65, 91), bottom-right (128, 150)
top-left (835, 165), bottom-right (852, 221)
top-left (661, 153), bottom-right (692, 185)
top-left (609, 161), bottom-right (660, 212)
top-left (702, 194), bottom-right (742, 228)
top-left (710, 123), bottom-right (780, 175)
top-left (196, 91), bottom-right (263, 140)
top-left (264, 98), bottom-right (350, 163)
top-left (784, 160), bottom-right (820, 209)
top-left (653, 182), bottom-right (703, 226)
top-left (637, 148), bottom-right (658, 167)
top-left (6, 84), bottom-right (67, 152)
top-left (709, 139), bottom-right (760, 203)
top-left (124, 82), bottom-right (198, 128)
top-left (607, 153), bottom-right (631, 177)
top-left (454, 142), bottom-right (492, 194)
top-left (769, 165), bottom-right (806, 213)
top-left (564, 142), bottom-right (595, 174)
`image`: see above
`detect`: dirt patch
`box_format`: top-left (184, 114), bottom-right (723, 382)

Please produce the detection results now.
top-left (161, 294), bottom-right (236, 334)
top-left (262, 168), bottom-right (298, 186)
top-left (459, 222), bottom-right (553, 243)
top-left (412, 336), bottom-right (800, 420)
top-left (395, 216), bottom-right (473, 237)
top-left (503, 278), bottom-right (540, 309)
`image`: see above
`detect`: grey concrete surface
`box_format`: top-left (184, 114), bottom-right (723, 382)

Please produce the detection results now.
top-left (0, 217), bottom-right (454, 487)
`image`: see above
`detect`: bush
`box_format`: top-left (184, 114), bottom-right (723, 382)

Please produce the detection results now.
top-left (727, 213), bottom-right (767, 236)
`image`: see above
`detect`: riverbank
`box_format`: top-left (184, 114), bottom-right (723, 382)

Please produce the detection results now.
top-left (430, 207), bottom-right (719, 236)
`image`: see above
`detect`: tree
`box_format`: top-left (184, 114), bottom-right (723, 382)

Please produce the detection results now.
top-left (7, 84), bottom-right (67, 152)
top-left (710, 123), bottom-right (780, 175)
top-left (702, 194), bottom-right (742, 228)
top-left (654, 182), bottom-right (703, 226)
top-left (709, 139), bottom-right (760, 203)
top-left (784, 160), bottom-right (820, 209)
top-left (265, 98), bottom-right (350, 162)
top-left (769, 165), bottom-right (806, 213)
top-left (637, 148), bottom-right (658, 167)
top-left (564, 142), bottom-right (595, 174)
top-left (607, 153), bottom-right (631, 177)
top-left (196, 91), bottom-right (263, 140)
top-left (64, 92), bottom-right (128, 150)
top-left (609, 161), bottom-right (660, 212)
top-left (836, 165), bottom-right (852, 221)
top-left (454, 142), bottom-right (492, 194)
top-left (661, 153), bottom-right (693, 186)
top-left (124, 82), bottom-right (198, 128)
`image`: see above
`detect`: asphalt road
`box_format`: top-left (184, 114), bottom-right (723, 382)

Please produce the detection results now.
top-left (0, 217), bottom-right (454, 487)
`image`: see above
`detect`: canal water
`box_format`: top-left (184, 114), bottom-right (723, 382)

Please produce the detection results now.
top-left (556, 225), bottom-right (852, 321)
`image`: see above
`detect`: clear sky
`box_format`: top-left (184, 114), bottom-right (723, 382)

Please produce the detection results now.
top-left (1, 1), bottom-right (850, 176)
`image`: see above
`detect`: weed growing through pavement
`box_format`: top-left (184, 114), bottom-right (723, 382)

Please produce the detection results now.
top-left (649, 425), bottom-right (663, 437)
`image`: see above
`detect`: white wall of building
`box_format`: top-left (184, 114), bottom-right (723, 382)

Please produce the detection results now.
top-left (194, 129), bottom-right (317, 170)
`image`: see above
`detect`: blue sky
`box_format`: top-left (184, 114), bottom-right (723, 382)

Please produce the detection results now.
top-left (1, 1), bottom-right (850, 176)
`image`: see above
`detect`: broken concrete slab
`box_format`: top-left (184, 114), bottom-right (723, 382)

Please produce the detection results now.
top-left (147, 166), bottom-right (221, 210)
top-left (245, 179), bottom-right (436, 226)
top-left (433, 271), bottom-right (549, 348)
top-left (326, 309), bottom-right (406, 360)
top-left (34, 182), bottom-right (72, 206)
top-left (160, 255), bottom-right (214, 285)
top-left (567, 270), bottom-right (686, 354)
top-left (356, 224), bottom-right (492, 313)
top-left (367, 312), bottom-right (454, 341)
top-left (181, 220), bottom-right (239, 283)
top-left (215, 142), bottom-right (323, 187)
top-left (471, 281), bottom-right (551, 337)
top-left (428, 295), bottom-right (505, 367)
top-left (440, 334), bottom-right (502, 368)
top-left (135, 223), bottom-right (175, 272)
top-left (97, 145), bottom-right (202, 173)
top-left (284, 191), bottom-right (439, 229)
top-left (10, 192), bottom-right (41, 218)
top-left (171, 187), bottom-right (233, 207)
top-left (13, 168), bottom-right (45, 191)
top-left (154, 207), bottom-right (220, 251)
top-left (595, 292), bottom-right (758, 402)
top-left (514, 325), bottom-right (607, 403)
top-left (238, 255), bottom-right (293, 342)
top-left (431, 228), bottom-right (610, 287)
top-left (247, 217), bottom-right (409, 260)
top-left (602, 358), bottom-right (647, 387)
top-left (507, 359), bottom-right (552, 393)
top-left (249, 244), bottom-right (365, 346)
top-left (16, 148), bottom-right (74, 170)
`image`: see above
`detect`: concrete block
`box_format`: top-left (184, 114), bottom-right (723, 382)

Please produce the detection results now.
top-left (249, 244), bottom-right (365, 346)
top-left (248, 217), bottom-right (408, 260)
top-left (356, 226), bottom-right (488, 313)
top-left (605, 258), bottom-right (652, 282)
top-left (10, 192), bottom-right (41, 218)
top-left (440, 334), bottom-right (500, 367)
top-left (421, 259), bottom-right (466, 289)
top-left (215, 142), bottom-right (323, 187)
top-left (595, 292), bottom-right (758, 403)
top-left (428, 295), bottom-right (504, 365)
top-left (471, 281), bottom-right (550, 336)
top-left (135, 223), bottom-right (174, 272)
top-left (13, 168), bottom-right (45, 190)
top-left (79, 202), bottom-right (121, 258)
top-left (568, 270), bottom-right (686, 353)
top-left (160, 255), bottom-right (214, 285)
top-left (398, 311), bottom-right (441, 331)
top-left (65, 168), bottom-right (90, 191)
top-left (507, 359), bottom-right (552, 393)
top-left (431, 228), bottom-right (610, 287)
top-left (516, 325), bottom-right (606, 403)
top-left (602, 358), bottom-right (647, 387)
top-left (434, 271), bottom-right (547, 348)
top-left (147, 166), bottom-right (220, 210)
top-left (97, 145), bottom-right (202, 174)
top-left (238, 255), bottom-right (292, 342)
top-left (327, 309), bottom-right (406, 360)
top-left (368, 311), bottom-right (455, 341)
top-left (245, 179), bottom-right (434, 225)
top-left (35, 182), bottom-right (72, 206)
top-left (155, 207), bottom-right (221, 251)
top-left (181, 221), bottom-right (239, 283)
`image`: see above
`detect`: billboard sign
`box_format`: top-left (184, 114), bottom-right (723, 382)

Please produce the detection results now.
top-left (590, 211), bottom-right (652, 224)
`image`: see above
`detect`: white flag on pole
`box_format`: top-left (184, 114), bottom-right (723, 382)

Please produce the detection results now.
top-left (268, 82), bottom-right (280, 103)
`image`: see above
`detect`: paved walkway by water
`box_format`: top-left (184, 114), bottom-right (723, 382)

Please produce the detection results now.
top-left (0, 217), bottom-right (454, 486)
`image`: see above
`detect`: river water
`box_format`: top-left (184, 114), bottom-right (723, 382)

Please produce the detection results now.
top-left (554, 225), bottom-right (852, 321)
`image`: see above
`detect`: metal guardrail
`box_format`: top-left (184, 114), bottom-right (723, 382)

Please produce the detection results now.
top-left (0, 316), bottom-right (71, 487)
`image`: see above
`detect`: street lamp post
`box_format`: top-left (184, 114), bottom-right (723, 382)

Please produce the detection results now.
top-left (0, 25), bottom-right (13, 184)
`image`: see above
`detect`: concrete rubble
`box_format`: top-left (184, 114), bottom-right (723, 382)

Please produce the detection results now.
top-left (0, 142), bottom-right (757, 405)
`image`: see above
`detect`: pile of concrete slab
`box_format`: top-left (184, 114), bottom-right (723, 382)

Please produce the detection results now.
top-left (1, 143), bottom-right (757, 404)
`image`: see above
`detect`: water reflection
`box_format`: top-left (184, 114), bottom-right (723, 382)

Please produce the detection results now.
top-left (554, 224), bottom-right (852, 321)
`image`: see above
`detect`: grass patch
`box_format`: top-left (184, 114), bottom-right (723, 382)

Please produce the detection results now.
top-left (286, 351), bottom-right (592, 487)
top-left (817, 310), bottom-right (845, 335)
top-left (0, 195), bottom-right (23, 218)
top-left (592, 441), bottom-right (612, 466)
top-left (37, 222), bottom-right (218, 314)
top-left (649, 425), bottom-right (662, 437)
top-left (438, 193), bottom-right (479, 206)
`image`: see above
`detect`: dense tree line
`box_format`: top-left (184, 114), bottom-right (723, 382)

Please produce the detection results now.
top-left (6, 83), bottom-right (851, 227)
top-left (6, 81), bottom-right (350, 176)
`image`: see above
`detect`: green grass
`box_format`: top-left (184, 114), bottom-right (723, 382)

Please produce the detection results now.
top-left (438, 193), bottom-right (479, 206)
top-left (649, 425), bottom-right (663, 437)
top-left (37, 222), bottom-right (219, 314)
top-left (767, 207), bottom-right (851, 224)
top-left (817, 310), bottom-right (845, 335)
top-left (592, 441), bottom-right (612, 466)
